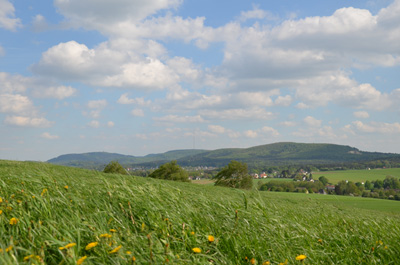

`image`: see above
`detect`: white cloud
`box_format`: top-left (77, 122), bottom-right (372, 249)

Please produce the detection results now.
top-left (32, 14), bottom-right (49, 32)
top-left (261, 126), bottom-right (280, 137)
top-left (304, 116), bottom-right (322, 127)
top-left (131, 109), bottom-right (144, 117)
top-left (117, 93), bottom-right (151, 106)
top-left (88, 99), bottom-right (107, 109)
top-left (4, 116), bottom-right (52, 127)
top-left (274, 95), bottom-right (292, 106)
top-left (0, 94), bottom-right (34, 115)
top-left (88, 120), bottom-right (100, 128)
top-left (153, 115), bottom-right (204, 123)
top-left (200, 107), bottom-right (275, 120)
top-left (32, 86), bottom-right (77, 99)
top-left (41, 132), bottom-right (59, 140)
top-left (353, 111), bottom-right (370, 119)
top-left (352, 121), bottom-right (400, 133)
top-left (244, 130), bottom-right (258, 138)
top-left (0, 0), bottom-right (22, 31)
top-left (0, 72), bottom-right (29, 93)
top-left (238, 5), bottom-right (278, 22)
top-left (208, 125), bottom-right (225, 134)
top-left (280, 121), bottom-right (297, 127)
top-left (107, 121), bottom-right (114, 128)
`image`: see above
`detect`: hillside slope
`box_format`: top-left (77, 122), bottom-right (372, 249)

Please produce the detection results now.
top-left (47, 142), bottom-right (400, 169)
top-left (0, 160), bottom-right (399, 264)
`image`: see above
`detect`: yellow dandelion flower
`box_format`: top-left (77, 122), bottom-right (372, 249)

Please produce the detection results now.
top-left (0, 210), bottom-right (3, 215)
top-left (5, 246), bottom-right (12, 252)
top-left (126, 251), bottom-right (132, 254)
top-left (263, 262), bottom-right (271, 265)
top-left (32, 195), bottom-right (35, 199)
top-left (379, 240), bottom-right (383, 245)
top-left (318, 239), bottom-right (323, 243)
top-left (279, 259), bottom-right (288, 265)
top-left (64, 185), bottom-right (69, 189)
top-left (85, 242), bottom-right (98, 250)
top-left (385, 245), bottom-right (388, 250)
top-left (109, 245), bottom-right (122, 254)
top-left (7, 206), bottom-right (12, 211)
top-left (296, 255), bottom-right (307, 261)
top-left (59, 243), bottom-right (76, 250)
top-left (77, 255), bottom-right (87, 265)
top-left (11, 194), bottom-right (15, 199)
top-left (190, 231), bottom-right (195, 235)
top-left (132, 256), bottom-right (136, 262)
top-left (141, 222), bottom-right (145, 231)
top-left (192, 247), bottom-right (201, 253)
top-left (208, 235), bottom-right (215, 242)
top-left (17, 200), bottom-right (22, 204)
top-left (110, 229), bottom-right (117, 233)
top-left (250, 258), bottom-right (256, 264)
top-left (24, 254), bottom-right (35, 261)
top-left (9, 217), bottom-right (18, 225)
top-left (100, 233), bottom-right (112, 238)
top-left (41, 188), bottom-right (48, 196)
top-left (0, 197), bottom-right (2, 203)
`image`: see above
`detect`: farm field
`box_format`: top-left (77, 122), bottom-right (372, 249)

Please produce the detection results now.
top-left (312, 168), bottom-right (400, 184)
top-left (0, 160), bottom-right (399, 264)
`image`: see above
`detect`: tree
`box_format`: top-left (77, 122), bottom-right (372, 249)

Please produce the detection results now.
top-left (214, 160), bottom-right (253, 189)
top-left (318, 176), bottom-right (329, 186)
top-left (148, 161), bottom-right (189, 182)
top-left (103, 161), bottom-right (128, 175)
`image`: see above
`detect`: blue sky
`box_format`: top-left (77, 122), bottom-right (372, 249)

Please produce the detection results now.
top-left (1, 0), bottom-right (400, 161)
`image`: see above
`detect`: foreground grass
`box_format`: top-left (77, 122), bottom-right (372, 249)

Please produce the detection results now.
top-left (0, 160), bottom-right (399, 264)
top-left (312, 168), bottom-right (400, 184)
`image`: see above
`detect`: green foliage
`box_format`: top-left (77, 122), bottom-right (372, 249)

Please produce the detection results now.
top-left (0, 160), bottom-right (400, 264)
top-left (319, 176), bottom-right (329, 185)
top-left (103, 160), bottom-right (128, 175)
top-left (148, 160), bottom-right (189, 182)
top-left (214, 160), bottom-right (253, 189)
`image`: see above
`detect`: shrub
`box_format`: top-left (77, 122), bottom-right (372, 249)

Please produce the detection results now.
top-left (148, 161), bottom-right (190, 182)
top-left (103, 161), bottom-right (128, 175)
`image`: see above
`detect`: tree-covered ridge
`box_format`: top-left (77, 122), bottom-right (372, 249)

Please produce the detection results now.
top-left (47, 142), bottom-right (400, 170)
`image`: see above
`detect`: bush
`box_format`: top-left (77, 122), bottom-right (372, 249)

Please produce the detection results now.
top-left (103, 161), bottom-right (128, 175)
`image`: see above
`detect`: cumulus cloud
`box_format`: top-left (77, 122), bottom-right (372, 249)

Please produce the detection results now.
top-left (0, 0), bottom-right (22, 31)
top-left (117, 93), bottom-right (151, 106)
top-left (244, 130), bottom-right (258, 138)
top-left (352, 120), bottom-right (400, 133)
top-left (304, 116), bottom-right (322, 127)
top-left (32, 14), bottom-right (49, 32)
top-left (353, 111), bottom-right (370, 119)
top-left (208, 125), bottom-right (226, 134)
top-left (261, 126), bottom-right (280, 137)
top-left (4, 116), bottom-right (52, 127)
top-left (32, 86), bottom-right (77, 99)
top-left (153, 115), bottom-right (204, 123)
top-left (238, 5), bottom-right (278, 22)
top-left (41, 132), bottom-right (59, 140)
top-left (200, 107), bottom-right (275, 121)
top-left (88, 99), bottom-right (107, 109)
top-left (0, 94), bottom-right (34, 115)
top-left (131, 109), bottom-right (144, 117)
top-left (88, 120), bottom-right (100, 128)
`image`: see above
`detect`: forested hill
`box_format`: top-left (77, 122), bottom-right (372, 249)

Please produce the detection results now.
top-left (47, 142), bottom-right (400, 169)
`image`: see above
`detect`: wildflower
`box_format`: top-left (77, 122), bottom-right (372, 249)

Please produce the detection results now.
top-left (77, 256), bottom-right (87, 265)
top-left (7, 206), bottom-right (12, 211)
top-left (0, 197), bottom-right (2, 203)
top-left (192, 247), bottom-right (201, 253)
top-left (64, 185), bottom-right (69, 190)
top-left (0, 210), bottom-right (3, 215)
top-left (296, 255), bottom-right (307, 261)
top-left (250, 258), bottom-right (256, 264)
top-left (59, 243), bottom-right (76, 250)
top-left (110, 229), bottom-right (117, 233)
top-left (263, 262), bottom-right (271, 265)
top-left (24, 255), bottom-right (35, 261)
top-left (85, 242), bottom-right (98, 250)
top-left (41, 188), bottom-right (48, 196)
top-left (126, 251), bottom-right (132, 255)
top-left (371, 247), bottom-right (375, 252)
top-left (379, 240), bottom-right (383, 245)
top-left (5, 246), bottom-right (12, 252)
top-left (141, 222), bottom-right (145, 231)
top-left (279, 259), bottom-right (288, 265)
top-left (385, 245), bottom-right (388, 250)
top-left (32, 196), bottom-right (35, 199)
top-left (109, 245), bottom-right (122, 254)
top-left (17, 200), bottom-right (22, 204)
top-left (318, 239), bottom-right (323, 243)
top-left (208, 235), bottom-right (215, 242)
top-left (100, 233), bottom-right (112, 238)
top-left (11, 194), bottom-right (15, 199)
top-left (9, 217), bottom-right (18, 225)
top-left (190, 231), bottom-right (195, 235)
top-left (132, 256), bottom-right (136, 262)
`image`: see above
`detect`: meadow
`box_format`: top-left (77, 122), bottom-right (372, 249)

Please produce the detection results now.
top-left (0, 160), bottom-right (399, 264)
top-left (312, 168), bottom-right (400, 184)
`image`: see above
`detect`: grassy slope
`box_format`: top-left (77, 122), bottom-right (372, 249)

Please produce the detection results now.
top-left (0, 160), bottom-right (399, 264)
top-left (312, 168), bottom-right (400, 184)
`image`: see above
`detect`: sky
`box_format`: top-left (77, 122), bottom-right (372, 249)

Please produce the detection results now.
top-left (1, 0), bottom-right (400, 161)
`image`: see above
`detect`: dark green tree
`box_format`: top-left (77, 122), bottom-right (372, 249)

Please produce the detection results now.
top-left (214, 160), bottom-right (253, 189)
top-left (148, 161), bottom-right (189, 182)
top-left (318, 176), bottom-right (329, 185)
top-left (103, 161), bottom-right (128, 175)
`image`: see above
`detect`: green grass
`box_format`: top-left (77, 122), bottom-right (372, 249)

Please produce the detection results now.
top-left (0, 160), bottom-right (399, 264)
top-left (312, 168), bottom-right (400, 184)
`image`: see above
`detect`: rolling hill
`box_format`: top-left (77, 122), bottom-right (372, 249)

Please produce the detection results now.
top-left (48, 142), bottom-right (400, 169)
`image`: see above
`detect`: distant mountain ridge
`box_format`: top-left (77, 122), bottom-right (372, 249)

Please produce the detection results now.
top-left (47, 142), bottom-right (400, 169)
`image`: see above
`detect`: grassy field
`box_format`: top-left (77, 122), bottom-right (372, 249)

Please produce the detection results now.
top-left (312, 168), bottom-right (400, 184)
top-left (0, 160), bottom-right (399, 264)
